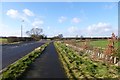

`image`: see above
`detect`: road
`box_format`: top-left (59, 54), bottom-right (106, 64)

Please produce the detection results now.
top-left (21, 42), bottom-right (66, 79)
top-left (1, 40), bottom-right (47, 70)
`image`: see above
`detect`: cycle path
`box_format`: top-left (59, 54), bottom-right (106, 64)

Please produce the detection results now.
top-left (21, 42), bottom-right (67, 79)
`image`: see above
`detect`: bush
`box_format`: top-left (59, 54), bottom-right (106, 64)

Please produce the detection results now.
top-left (7, 37), bottom-right (19, 43)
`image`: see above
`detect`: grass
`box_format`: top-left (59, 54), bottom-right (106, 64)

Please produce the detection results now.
top-left (90, 40), bottom-right (119, 48)
top-left (90, 40), bottom-right (108, 48)
top-left (0, 38), bottom-right (8, 44)
top-left (0, 38), bottom-right (22, 44)
top-left (76, 39), bottom-right (119, 48)
top-left (54, 42), bottom-right (120, 79)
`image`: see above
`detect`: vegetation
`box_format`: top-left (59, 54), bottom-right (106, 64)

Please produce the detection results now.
top-left (1, 43), bottom-right (49, 80)
top-left (75, 39), bottom-right (119, 48)
top-left (54, 42), bottom-right (120, 79)
top-left (0, 38), bottom-right (8, 44)
top-left (90, 40), bottom-right (108, 48)
top-left (7, 37), bottom-right (20, 43)
top-left (0, 37), bottom-right (35, 44)
top-left (90, 40), bottom-right (119, 48)
top-left (52, 34), bottom-right (63, 40)
top-left (26, 28), bottom-right (46, 41)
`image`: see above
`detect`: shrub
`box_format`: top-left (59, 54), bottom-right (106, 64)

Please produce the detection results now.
top-left (7, 37), bottom-right (19, 43)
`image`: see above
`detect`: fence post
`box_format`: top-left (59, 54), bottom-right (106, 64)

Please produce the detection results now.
top-left (114, 57), bottom-right (117, 64)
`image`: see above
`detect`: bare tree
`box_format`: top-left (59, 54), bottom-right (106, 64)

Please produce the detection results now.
top-left (26, 28), bottom-right (43, 40)
top-left (58, 34), bottom-right (63, 38)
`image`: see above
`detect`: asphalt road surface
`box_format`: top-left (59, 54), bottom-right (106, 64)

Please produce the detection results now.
top-left (1, 40), bottom-right (47, 70)
top-left (21, 42), bottom-right (67, 79)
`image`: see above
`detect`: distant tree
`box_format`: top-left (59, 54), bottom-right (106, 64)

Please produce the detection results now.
top-left (52, 34), bottom-right (63, 40)
top-left (80, 35), bottom-right (84, 40)
top-left (58, 34), bottom-right (63, 38)
top-left (42, 34), bottom-right (47, 39)
top-left (80, 35), bottom-right (83, 38)
top-left (26, 28), bottom-right (43, 41)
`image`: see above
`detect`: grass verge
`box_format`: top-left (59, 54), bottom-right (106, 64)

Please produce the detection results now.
top-left (0, 42), bottom-right (49, 80)
top-left (0, 38), bottom-right (8, 44)
top-left (54, 42), bottom-right (120, 79)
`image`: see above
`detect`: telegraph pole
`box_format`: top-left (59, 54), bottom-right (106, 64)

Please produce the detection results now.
top-left (21, 25), bottom-right (22, 37)
top-left (21, 20), bottom-right (24, 37)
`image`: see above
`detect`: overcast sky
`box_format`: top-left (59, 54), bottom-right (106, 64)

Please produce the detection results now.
top-left (0, 2), bottom-right (118, 37)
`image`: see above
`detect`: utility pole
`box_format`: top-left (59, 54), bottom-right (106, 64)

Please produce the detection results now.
top-left (21, 20), bottom-right (24, 37)
top-left (21, 25), bottom-right (22, 37)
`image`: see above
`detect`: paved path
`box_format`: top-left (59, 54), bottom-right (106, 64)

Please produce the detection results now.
top-left (21, 42), bottom-right (66, 79)
top-left (1, 40), bottom-right (47, 69)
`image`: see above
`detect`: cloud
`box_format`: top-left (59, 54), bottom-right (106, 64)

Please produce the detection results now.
top-left (58, 16), bottom-right (67, 23)
top-left (23, 9), bottom-right (34, 16)
top-left (6, 9), bottom-right (34, 23)
top-left (68, 26), bottom-right (78, 33)
top-left (71, 17), bottom-right (80, 23)
top-left (87, 22), bottom-right (111, 32)
top-left (32, 19), bottom-right (44, 28)
top-left (6, 9), bottom-right (19, 18)
top-left (65, 22), bottom-right (117, 37)
top-left (86, 22), bottom-right (115, 36)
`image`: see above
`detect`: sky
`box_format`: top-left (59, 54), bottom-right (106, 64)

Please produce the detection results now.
top-left (0, 2), bottom-right (118, 37)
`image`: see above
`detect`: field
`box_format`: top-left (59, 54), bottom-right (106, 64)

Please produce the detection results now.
top-left (66, 39), bottom-right (119, 49)
top-left (90, 40), bottom-right (109, 48)
top-left (0, 38), bottom-right (8, 44)
top-left (88, 40), bottom-right (119, 49)
top-left (90, 40), bottom-right (119, 48)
